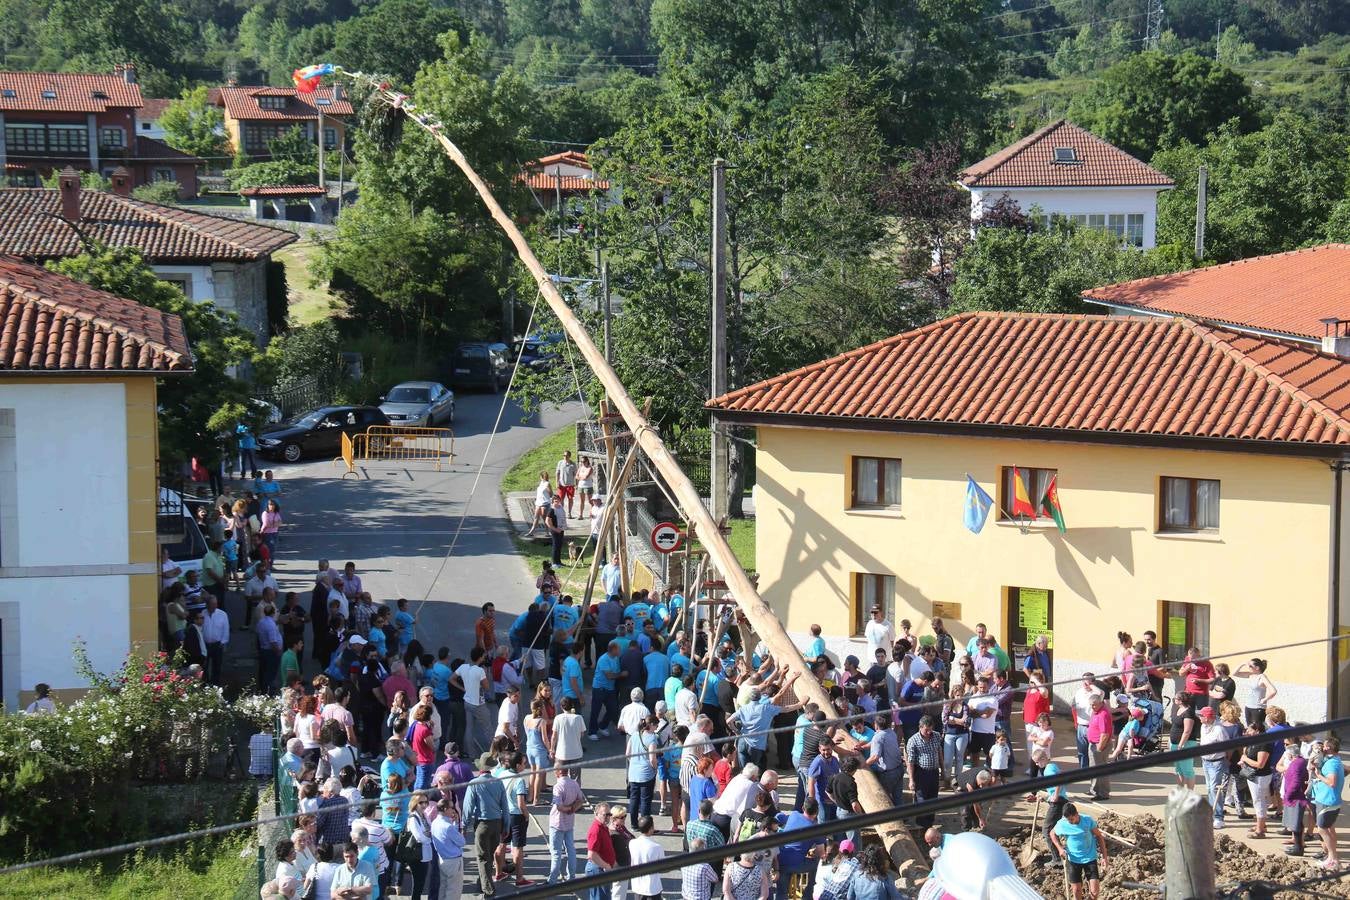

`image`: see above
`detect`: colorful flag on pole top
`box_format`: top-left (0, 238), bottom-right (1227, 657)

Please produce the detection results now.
top-left (1010, 467), bottom-right (1037, 518)
top-left (292, 64), bottom-right (334, 93)
top-left (1039, 474), bottom-right (1067, 533)
top-left (963, 475), bottom-right (994, 534)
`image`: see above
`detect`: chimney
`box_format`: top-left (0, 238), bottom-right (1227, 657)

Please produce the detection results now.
top-left (110, 167), bottom-right (132, 197)
top-left (227, 75), bottom-right (238, 88)
top-left (1321, 318), bottom-right (1350, 358)
top-left (57, 167), bottom-right (81, 223)
top-left (332, 82), bottom-right (344, 101)
top-left (122, 63), bottom-right (137, 85)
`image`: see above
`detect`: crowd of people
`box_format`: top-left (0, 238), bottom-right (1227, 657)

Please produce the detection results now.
top-left (154, 454), bottom-right (1345, 900)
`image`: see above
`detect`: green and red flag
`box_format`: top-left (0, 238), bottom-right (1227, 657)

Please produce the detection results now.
top-left (1039, 474), bottom-right (1066, 533)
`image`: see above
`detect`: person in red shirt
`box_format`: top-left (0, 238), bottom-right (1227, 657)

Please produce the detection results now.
top-left (584, 802), bottom-right (616, 894)
top-left (1022, 670), bottom-right (1052, 777)
top-left (712, 743), bottom-right (735, 796)
top-left (475, 603), bottom-right (498, 660)
top-left (409, 703), bottom-right (436, 790)
top-left (1180, 647), bottom-right (1215, 696)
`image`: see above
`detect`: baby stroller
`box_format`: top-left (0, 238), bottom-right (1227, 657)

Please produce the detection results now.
top-left (1130, 697), bottom-right (1166, 754)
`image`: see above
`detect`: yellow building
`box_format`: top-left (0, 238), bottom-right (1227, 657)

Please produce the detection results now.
top-left (709, 311), bottom-right (1350, 722)
top-left (215, 85), bottom-right (352, 162)
top-left (0, 257), bottom-right (191, 709)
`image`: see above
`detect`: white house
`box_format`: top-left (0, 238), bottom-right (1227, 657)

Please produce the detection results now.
top-left (0, 257), bottom-right (191, 710)
top-left (516, 151), bottom-right (617, 211)
top-left (958, 120), bottom-right (1174, 249)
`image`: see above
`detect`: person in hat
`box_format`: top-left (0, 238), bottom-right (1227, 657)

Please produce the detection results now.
top-left (1107, 705), bottom-right (1149, 761)
top-left (461, 751), bottom-right (509, 896)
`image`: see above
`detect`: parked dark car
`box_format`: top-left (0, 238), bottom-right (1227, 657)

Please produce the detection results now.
top-left (512, 335), bottom-right (562, 372)
top-left (258, 405), bottom-right (389, 462)
top-left (448, 342), bottom-right (510, 392)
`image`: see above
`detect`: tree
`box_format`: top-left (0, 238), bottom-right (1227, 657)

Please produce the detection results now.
top-left (226, 159), bottom-right (319, 190)
top-left (1067, 50), bottom-right (1262, 159)
top-left (1153, 111), bottom-right (1350, 262)
top-left (1215, 25), bottom-right (1257, 67)
top-left (649, 0), bottom-right (1004, 149)
top-left (948, 223), bottom-right (1187, 315)
top-left (159, 86), bottom-right (227, 161)
top-left (331, 0), bottom-right (469, 84)
top-left (46, 245), bottom-right (256, 466)
top-left (40, 0), bottom-right (188, 74)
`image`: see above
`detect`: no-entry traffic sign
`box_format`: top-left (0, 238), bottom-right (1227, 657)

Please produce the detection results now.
top-left (650, 521), bottom-right (683, 553)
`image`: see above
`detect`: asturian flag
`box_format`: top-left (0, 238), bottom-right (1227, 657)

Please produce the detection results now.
top-left (292, 63), bottom-right (335, 94)
top-left (963, 475), bottom-right (994, 534)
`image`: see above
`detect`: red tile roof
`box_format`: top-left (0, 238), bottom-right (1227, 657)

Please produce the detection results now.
top-left (139, 98), bottom-right (173, 121)
top-left (0, 255), bottom-right (190, 373)
top-left (535, 151), bottom-right (591, 168)
top-left (0, 71), bottom-right (143, 113)
top-left (959, 120), bottom-right (1173, 189)
top-left (0, 188), bottom-right (296, 262)
top-left (133, 136), bottom-right (201, 163)
top-left (239, 185), bottom-right (326, 197)
top-left (516, 173), bottom-right (610, 191)
top-left (217, 86), bottom-right (353, 121)
top-left (708, 312), bottom-right (1350, 449)
top-left (1082, 244), bottom-right (1350, 341)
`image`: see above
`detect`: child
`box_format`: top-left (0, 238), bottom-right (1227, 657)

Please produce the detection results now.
top-left (990, 729), bottom-right (1012, 784)
top-left (221, 529), bottom-right (239, 586)
top-left (394, 598), bottom-right (416, 654)
top-left (806, 624), bottom-right (826, 661)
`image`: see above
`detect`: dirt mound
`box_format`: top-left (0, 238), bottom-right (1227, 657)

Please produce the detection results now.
top-left (997, 811), bottom-right (1350, 898)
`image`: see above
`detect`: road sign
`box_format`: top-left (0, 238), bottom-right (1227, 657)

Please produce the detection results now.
top-left (650, 522), bottom-right (683, 553)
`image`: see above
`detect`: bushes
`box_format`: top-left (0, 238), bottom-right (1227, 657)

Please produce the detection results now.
top-left (132, 181), bottom-right (184, 204)
top-left (0, 644), bottom-right (250, 865)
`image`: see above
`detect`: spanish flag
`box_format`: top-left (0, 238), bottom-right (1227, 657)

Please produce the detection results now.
top-left (1040, 474), bottom-right (1067, 533)
top-left (1010, 467), bottom-right (1037, 517)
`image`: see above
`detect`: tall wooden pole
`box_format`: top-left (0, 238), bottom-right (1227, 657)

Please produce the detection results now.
top-left (1194, 164), bottom-right (1208, 260)
top-left (414, 119), bottom-right (927, 874)
top-left (1165, 788), bottom-right (1215, 899)
top-left (581, 438), bottom-right (642, 613)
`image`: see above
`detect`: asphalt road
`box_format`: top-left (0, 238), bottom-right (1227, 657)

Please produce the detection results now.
top-left (265, 393), bottom-right (586, 649)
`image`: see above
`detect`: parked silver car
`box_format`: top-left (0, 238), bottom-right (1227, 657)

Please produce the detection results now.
top-left (379, 381), bottom-right (455, 426)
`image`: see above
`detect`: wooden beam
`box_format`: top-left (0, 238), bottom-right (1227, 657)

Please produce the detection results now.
top-left (420, 123), bottom-right (927, 876)
top-left (580, 441), bottom-right (643, 615)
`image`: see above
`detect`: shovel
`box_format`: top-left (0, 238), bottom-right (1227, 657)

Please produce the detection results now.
top-left (1019, 797), bottom-right (1042, 868)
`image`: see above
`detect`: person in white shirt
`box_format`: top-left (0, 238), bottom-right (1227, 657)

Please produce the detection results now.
top-left (201, 593), bottom-right (230, 686)
top-left (525, 472), bottom-right (553, 536)
top-left (551, 696), bottom-right (586, 778)
top-left (452, 647), bottom-right (492, 759)
top-left (711, 763), bottom-right (762, 838)
top-left (618, 688), bottom-right (650, 736)
top-left (1071, 673), bottom-right (1105, 769)
top-left (243, 562), bottom-right (279, 628)
top-left (411, 687), bottom-right (443, 751)
top-left (496, 684), bottom-right (521, 740)
top-left (628, 815), bottom-right (666, 900)
top-left (966, 675), bottom-right (999, 769)
top-left (863, 606), bottom-right (895, 659)
top-left (675, 678), bottom-right (699, 728)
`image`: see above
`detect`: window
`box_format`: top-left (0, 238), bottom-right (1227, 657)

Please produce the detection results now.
top-left (1107, 213), bottom-right (1127, 239)
top-left (99, 126), bottom-right (124, 149)
top-left (1160, 600), bottom-right (1209, 660)
top-left (91, 90), bottom-right (108, 100)
top-left (850, 456), bottom-right (901, 509)
top-left (158, 275), bottom-right (191, 298)
top-left (1052, 147), bottom-right (1078, 163)
top-left (5, 170), bottom-right (37, 187)
top-left (316, 98), bottom-right (332, 106)
top-left (141, 122), bottom-right (152, 131)
top-left (999, 466), bottom-right (1056, 521)
top-left (46, 124), bottom-right (88, 154)
top-left (153, 168), bottom-right (176, 183)
top-left (257, 95), bottom-right (287, 110)
top-left (4, 123), bottom-right (43, 153)
top-left (242, 123), bottom-right (294, 151)
top-left (1126, 214), bottom-right (1144, 247)
top-left (40, 89), bottom-right (55, 100)
top-left (0, 89), bottom-right (14, 98)
top-left (852, 572), bottom-right (895, 636)
top-left (1159, 477), bottom-right (1220, 532)
top-left (324, 127), bottom-right (337, 150)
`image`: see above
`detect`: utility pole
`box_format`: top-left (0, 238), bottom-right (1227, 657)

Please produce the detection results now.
top-left (1165, 789), bottom-right (1215, 898)
top-left (1145, 0), bottom-right (1164, 49)
top-left (316, 108), bottom-right (325, 191)
top-left (710, 158), bottom-right (729, 522)
top-left (601, 260), bottom-right (612, 363)
top-left (1194, 164), bottom-right (1208, 260)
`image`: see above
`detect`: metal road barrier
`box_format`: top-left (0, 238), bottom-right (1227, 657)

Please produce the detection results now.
top-left (334, 425), bottom-right (456, 476)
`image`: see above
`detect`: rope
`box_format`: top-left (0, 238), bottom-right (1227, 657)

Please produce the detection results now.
top-left (408, 296), bottom-right (539, 636)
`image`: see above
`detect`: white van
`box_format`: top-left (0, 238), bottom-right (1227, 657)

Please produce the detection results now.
top-left (158, 487), bottom-right (207, 580)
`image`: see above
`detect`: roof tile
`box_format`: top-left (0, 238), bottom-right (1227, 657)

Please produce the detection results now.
top-left (217, 86), bottom-right (353, 121)
top-left (0, 188), bottom-right (297, 262)
top-left (1082, 244), bottom-right (1350, 340)
top-left (0, 71), bottom-right (142, 113)
top-left (708, 312), bottom-right (1350, 449)
top-left (0, 255), bottom-right (190, 372)
top-left (959, 120), bottom-right (1173, 189)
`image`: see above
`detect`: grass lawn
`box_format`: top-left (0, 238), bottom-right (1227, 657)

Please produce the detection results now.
top-left (274, 238), bottom-right (347, 326)
top-left (0, 838), bottom-right (257, 900)
top-left (501, 426), bottom-right (577, 494)
top-left (726, 517), bottom-right (755, 572)
top-left (511, 534), bottom-right (592, 591)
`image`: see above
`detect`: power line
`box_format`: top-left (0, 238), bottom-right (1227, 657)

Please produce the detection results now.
top-left (995, 10), bottom-right (1147, 40)
top-left (512, 714), bottom-right (1350, 900)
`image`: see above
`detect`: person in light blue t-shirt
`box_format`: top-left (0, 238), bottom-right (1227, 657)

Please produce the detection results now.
top-left (806, 624), bottom-right (826, 661)
top-left (393, 599), bottom-right (416, 653)
top-left (1312, 735), bottom-right (1345, 870)
top-left (552, 597), bottom-right (580, 646)
top-left (1051, 804), bottom-right (1106, 899)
